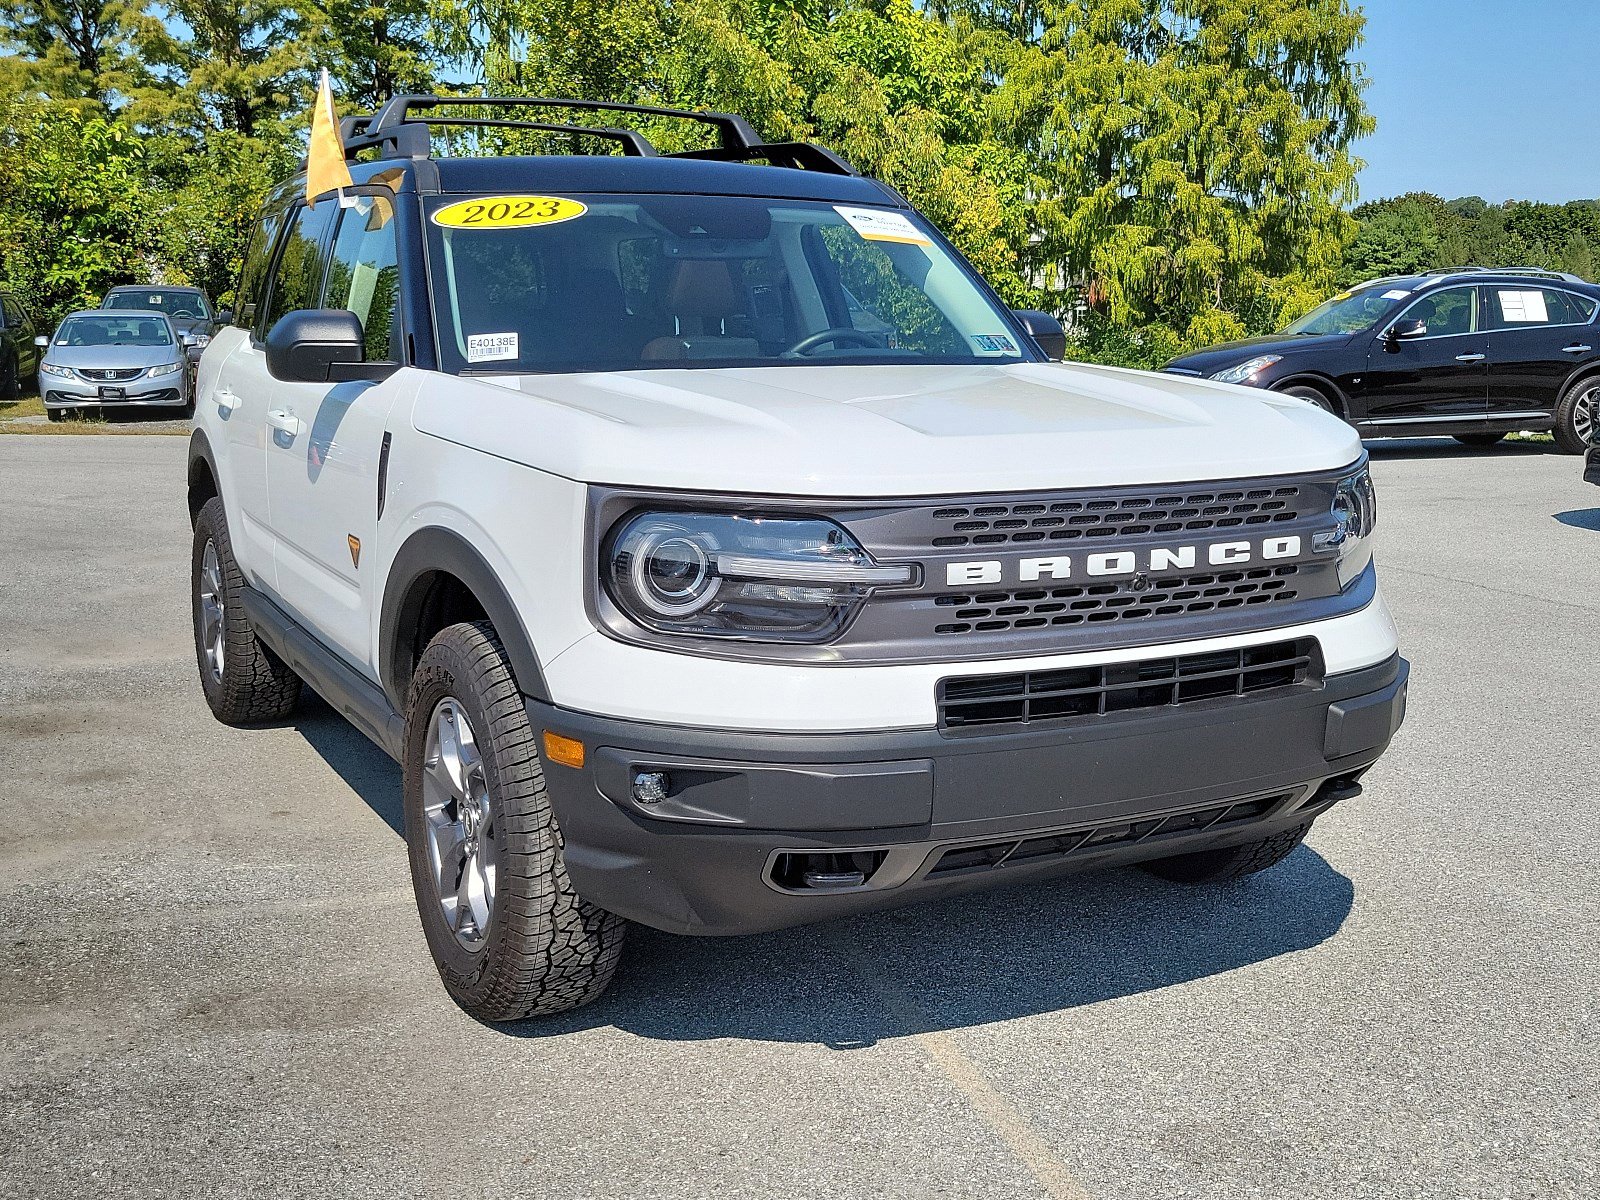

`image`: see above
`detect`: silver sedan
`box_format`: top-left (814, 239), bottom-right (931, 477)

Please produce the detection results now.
top-left (37, 310), bottom-right (195, 421)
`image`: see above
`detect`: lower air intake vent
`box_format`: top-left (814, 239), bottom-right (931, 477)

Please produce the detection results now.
top-left (937, 638), bottom-right (1318, 730)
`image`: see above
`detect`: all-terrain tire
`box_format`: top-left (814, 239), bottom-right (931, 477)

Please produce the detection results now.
top-left (403, 621), bottom-right (625, 1021)
top-left (1553, 377), bottom-right (1599, 454)
top-left (1452, 432), bottom-right (1506, 448)
top-left (191, 496), bottom-right (302, 723)
top-left (1141, 821), bottom-right (1312, 884)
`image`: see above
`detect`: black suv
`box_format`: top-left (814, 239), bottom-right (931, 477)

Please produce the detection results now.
top-left (1165, 268), bottom-right (1600, 452)
top-left (0, 288), bottom-right (40, 400)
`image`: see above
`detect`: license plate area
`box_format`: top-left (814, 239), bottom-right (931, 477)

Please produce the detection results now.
top-left (97, 386), bottom-right (125, 400)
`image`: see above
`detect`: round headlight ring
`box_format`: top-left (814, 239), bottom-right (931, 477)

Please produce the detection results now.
top-left (626, 525), bottom-right (718, 617)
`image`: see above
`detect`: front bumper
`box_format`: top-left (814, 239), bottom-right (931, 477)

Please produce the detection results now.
top-left (43, 371), bottom-right (188, 408)
top-left (534, 653), bottom-right (1408, 935)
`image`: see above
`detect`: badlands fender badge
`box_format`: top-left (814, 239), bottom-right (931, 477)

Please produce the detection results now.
top-left (946, 535), bottom-right (1305, 587)
top-left (347, 535), bottom-right (361, 568)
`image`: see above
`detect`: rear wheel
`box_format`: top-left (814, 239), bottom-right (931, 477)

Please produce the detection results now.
top-left (1452, 432), bottom-right (1506, 448)
top-left (1553, 378), bottom-right (1599, 454)
top-left (191, 496), bottom-right (302, 724)
top-left (403, 621), bottom-right (625, 1021)
top-left (1141, 822), bottom-right (1311, 884)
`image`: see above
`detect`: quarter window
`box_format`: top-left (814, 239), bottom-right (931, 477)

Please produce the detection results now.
top-left (1487, 287), bottom-right (1597, 329)
top-left (325, 196), bottom-right (401, 361)
top-left (1400, 286), bottom-right (1477, 338)
top-left (257, 202), bottom-right (337, 338)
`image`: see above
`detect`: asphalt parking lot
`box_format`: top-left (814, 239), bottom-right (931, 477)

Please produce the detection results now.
top-left (1, 434), bottom-right (1595, 1199)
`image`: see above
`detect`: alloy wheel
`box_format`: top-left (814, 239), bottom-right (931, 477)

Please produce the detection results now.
top-left (198, 539), bottom-right (225, 684)
top-left (421, 697), bottom-right (496, 949)
top-left (1574, 385), bottom-right (1597, 445)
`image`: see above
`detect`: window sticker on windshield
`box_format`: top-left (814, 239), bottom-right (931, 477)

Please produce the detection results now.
top-left (833, 206), bottom-right (932, 245)
top-left (432, 195), bottom-right (587, 230)
top-left (1497, 289), bottom-right (1548, 322)
top-left (972, 334), bottom-right (1018, 354)
top-left (1382, 289), bottom-right (1411, 300)
top-left (466, 332), bottom-right (519, 363)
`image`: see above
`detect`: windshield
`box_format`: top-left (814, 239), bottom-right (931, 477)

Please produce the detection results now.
top-left (54, 316), bottom-right (173, 347)
top-left (104, 290), bottom-right (211, 319)
top-left (1283, 284), bottom-right (1409, 335)
top-left (423, 194), bottom-right (1032, 374)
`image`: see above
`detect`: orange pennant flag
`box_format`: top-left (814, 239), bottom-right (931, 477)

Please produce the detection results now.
top-left (306, 69), bottom-right (354, 207)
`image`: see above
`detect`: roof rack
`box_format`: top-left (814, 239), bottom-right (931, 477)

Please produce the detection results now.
top-left (1421, 265), bottom-right (1586, 284)
top-left (339, 95), bottom-right (859, 176)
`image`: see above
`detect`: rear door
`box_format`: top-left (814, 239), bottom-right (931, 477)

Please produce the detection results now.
top-left (1482, 284), bottom-right (1599, 418)
top-left (264, 193), bottom-right (406, 671)
top-left (1359, 285), bottom-right (1488, 425)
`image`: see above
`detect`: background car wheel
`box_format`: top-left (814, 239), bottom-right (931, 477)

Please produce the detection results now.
top-left (1553, 379), bottom-right (1599, 454)
top-left (1279, 384), bottom-right (1335, 414)
top-left (191, 496), bottom-right (301, 724)
top-left (403, 620), bottom-right (625, 1022)
top-left (1452, 432), bottom-right (1506, 447)
top-left (46, 408), bottom-right (65, 422)
top-left (1141, 821), bottom-right (1311, 884)
top-left (0, 354), bottom-right (17, 402)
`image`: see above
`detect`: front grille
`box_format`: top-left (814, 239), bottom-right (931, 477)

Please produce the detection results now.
top-left (926, 486), bottom-right (1302, 549)
top-left (933, 566), bottom-right (1301, 635)
top-left (937, 638), bottom-right (1318, 730)
top-left (925, 790), bottom-right (1298, 877)
top-left (75, 367), bottom-right (144, 382)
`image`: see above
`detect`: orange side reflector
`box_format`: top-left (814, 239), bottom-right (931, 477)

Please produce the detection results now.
top-left (543, 731), bottom-right (585, 769)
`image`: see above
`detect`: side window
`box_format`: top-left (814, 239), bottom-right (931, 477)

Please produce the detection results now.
top-left (1, 296), bottom-right (23, 327)
top-left (325, 196), bottom-right (400, 361)
top-left (1403, 286), bottom-right (1477, 338)
top-left (236, 207), bottom-right (291, 330)
top-left (1487, 287), bottom-right (1596, 329)
top-left (257, 202), bottom-right (337, 339)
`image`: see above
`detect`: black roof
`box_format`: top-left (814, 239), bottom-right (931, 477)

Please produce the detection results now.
top-left (104, 284), bottom-right (206, 294)
top-left (1362, 268), bottom-right (1600, 296)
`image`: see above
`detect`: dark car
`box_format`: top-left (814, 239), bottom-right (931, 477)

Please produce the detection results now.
top-left (100, 285), bottom-right (217, 363)
top-left (0, 288), bottom-right (41, 400)
top-left (1164, 268), bottom-right (1600, 453)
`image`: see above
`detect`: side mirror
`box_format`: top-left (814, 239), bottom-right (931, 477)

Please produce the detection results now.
top-left (216, 308), bottom-right (234, 326)
top-left (265, 309), bottom-right (393, 382)
top-left (1012, 309), bottom-right (1067, 360)
top-left (180, 333), bottom-right (198, 347)
top-left (34, 335), bottom-right (48, 348)
top-left (1386, 318), bottom-right (1427, 346)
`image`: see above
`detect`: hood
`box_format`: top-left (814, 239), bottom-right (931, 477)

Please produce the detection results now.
top-left (1165, 332), bottom-right (1355, 378)
top-left (413, 362), bottom-right (1361, 496)
top-left (46, 343), bottom-right (183, 370)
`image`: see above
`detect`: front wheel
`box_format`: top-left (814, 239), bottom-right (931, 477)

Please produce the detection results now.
top-left (1553, 379), bottom-right (1599, 454)
top-left (1141, 821), bottom-right (1311, 884)
top-left (403, 621), bottom-right (625, 1021)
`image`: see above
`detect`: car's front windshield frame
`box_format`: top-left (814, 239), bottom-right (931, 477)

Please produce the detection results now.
top-left (420, 192), bottom-right (1041, 376)
top-left (1282, 284), bottom-right (1409, 336)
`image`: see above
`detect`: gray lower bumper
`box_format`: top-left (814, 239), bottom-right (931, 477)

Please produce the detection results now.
top-left (532, 655), bottom-right (1407, 935)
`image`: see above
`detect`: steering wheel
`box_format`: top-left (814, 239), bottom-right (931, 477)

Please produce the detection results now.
top-left (171, 307), bottom-right (197, 318)
top-left (783, 327), bottom-right (883, 357)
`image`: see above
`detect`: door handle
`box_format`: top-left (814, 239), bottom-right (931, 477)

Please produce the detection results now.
top-left (265, 408), bottom-right (301, 437)
top-left (1454, 353), bottom-right (1486, 363)
top-left (214, 388), bottom-right (239, 413)
top-left (1563, 344), bottom-right (1592, 354)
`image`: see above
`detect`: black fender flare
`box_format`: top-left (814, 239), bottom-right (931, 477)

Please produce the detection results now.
top-left (379, 526), bottom-right (549, 709)
top-left (186, 427), bottom-right (221, 524)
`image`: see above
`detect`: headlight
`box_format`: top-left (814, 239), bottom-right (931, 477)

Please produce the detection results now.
top-left (604, 511), bottom-right (915, 642)
top-left (148, 361), bottom-right (184, 377)
top-left (39, 361), bottom-right (71, 378)
top-left (1314, 466), bottom-right (1377, 588)
top-left (192, 334), bottom-right (211, 347)
top-left (1210, 354), bottom-right (1282, 384)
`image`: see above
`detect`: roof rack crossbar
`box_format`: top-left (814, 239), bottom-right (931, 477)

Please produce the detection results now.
top-left (367, 95), bottom-right (760, 154)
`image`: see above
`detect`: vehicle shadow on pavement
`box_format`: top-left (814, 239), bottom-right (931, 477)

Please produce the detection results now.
top-left (289, 695), bottom-right (1355, 1045)
top-left (1554, 509), bottom-right (1600, 530)
top-left (1362, 437), bottom-right (1556, 459)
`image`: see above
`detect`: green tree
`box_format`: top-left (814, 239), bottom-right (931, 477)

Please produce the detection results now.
top-left (0, 0), bottom-right (152, 107)
top-left (296, 0), bottom-right (437, 109)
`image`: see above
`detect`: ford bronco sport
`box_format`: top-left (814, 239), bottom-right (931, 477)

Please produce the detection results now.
top-left (186, 96), bottom-right (1407, 1021)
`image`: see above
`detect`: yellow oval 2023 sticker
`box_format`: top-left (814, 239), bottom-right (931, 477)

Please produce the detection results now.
top-left (431, 195), bottom-right (587, 230)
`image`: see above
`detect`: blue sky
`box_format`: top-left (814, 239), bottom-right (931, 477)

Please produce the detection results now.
top-left (1355, 1), bottom-right (1600, 205)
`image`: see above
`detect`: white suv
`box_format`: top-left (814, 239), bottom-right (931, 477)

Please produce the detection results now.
top-left (186, 96), bottom-right (1407, 1022)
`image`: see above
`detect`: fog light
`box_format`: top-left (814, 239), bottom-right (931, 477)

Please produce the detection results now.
top-left (632, 771), bottom-right (670, 805)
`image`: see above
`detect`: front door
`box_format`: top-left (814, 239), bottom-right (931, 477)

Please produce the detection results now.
top-left (1358, 285), bottom-right (1488, 425)
top-left (1482, 284), bottom-right (1600, 418)
top-left (264, 194), bottom-right (406, 673)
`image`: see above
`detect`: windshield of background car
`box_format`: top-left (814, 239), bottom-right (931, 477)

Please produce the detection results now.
top-left (104, 290), bottom-right (211, 319)
top-left (53, 316), bottom-right (173, 347)
top-left (423, 194), bottom-right (1032, 373)
top-left (1283, 284), bottom-right (1406, 335)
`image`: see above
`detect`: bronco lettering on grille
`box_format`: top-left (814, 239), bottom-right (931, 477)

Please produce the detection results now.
top-left (946, 535), bottom-right (1303, 587)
